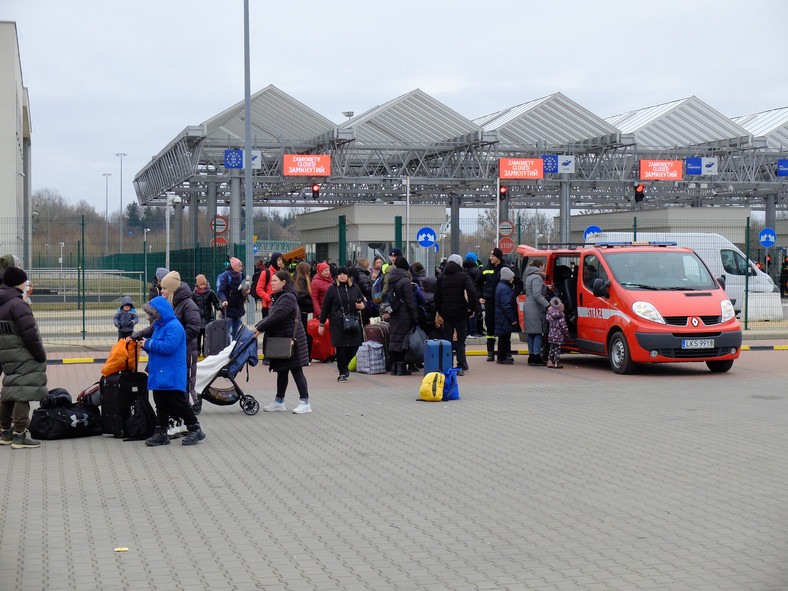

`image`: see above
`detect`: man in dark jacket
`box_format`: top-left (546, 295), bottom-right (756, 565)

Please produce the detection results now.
top-left (0, 267), bottom-right (47, 449)
top-left (463, 253), bottom-right (483, 337)
top-left (435, 254), bottom-right (478, 375)
top-left (217, 257), bottom-right (250, 344)
top-left (479, 248), bottom-right (504, 362)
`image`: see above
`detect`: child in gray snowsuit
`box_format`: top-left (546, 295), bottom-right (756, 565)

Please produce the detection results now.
top-left (113, 295), bottom-right (139, 339)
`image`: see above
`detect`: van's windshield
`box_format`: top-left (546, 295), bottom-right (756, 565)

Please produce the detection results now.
top-left (604, 250), bottom-right (718, 291)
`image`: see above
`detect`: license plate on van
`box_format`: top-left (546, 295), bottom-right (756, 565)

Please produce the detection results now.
top-left (681, 339), bottom-right (714, 349)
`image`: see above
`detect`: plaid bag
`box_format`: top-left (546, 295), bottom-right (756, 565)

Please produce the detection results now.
top-left (356, 341), bottom-right (386, 375)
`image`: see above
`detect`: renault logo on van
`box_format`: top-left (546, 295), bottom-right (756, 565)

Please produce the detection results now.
top-left (691, 317), bottom-right (699, 327)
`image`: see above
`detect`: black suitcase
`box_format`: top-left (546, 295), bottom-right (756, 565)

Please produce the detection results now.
top-left (364, 322), bottom-right (391, 370)
top-left (204, 318), bottom-right (228, 357)
top-left (100, 371), bottom-right (154, 439)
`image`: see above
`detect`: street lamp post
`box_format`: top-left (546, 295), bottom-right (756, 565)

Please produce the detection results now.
top-left (116, 152), bottom-right (127, 254)
top-left (59, 242), bottom-right (65, 303)
top-left (165, 194), bottom-right (181, 270)
top-left (143, 227), bottom-right (151, 285)
top-left (102, 172), bottom-right (111, 255)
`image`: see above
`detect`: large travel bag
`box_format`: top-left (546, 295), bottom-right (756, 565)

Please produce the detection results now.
top-left (100, 371), bottom-right (155, 439)
top-left (423, 339), bottom-right (452, 375)
top-left (363, 321), bottom-right (391, 370)
top-left (30, 403), bottom-right (102, 440)
top-left (307, 318), bottom-right (336, 362)
top-left (204, 318), bottom-right (228, 357)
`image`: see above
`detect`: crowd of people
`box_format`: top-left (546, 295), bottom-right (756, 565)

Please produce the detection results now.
top-left (0, 244), bottom-right (566, 450)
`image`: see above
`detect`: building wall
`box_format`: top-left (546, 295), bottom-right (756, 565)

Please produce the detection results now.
top-left (0, 22), bottom-right (31, 262)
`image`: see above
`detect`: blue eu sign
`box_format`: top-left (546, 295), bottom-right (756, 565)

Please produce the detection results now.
top-left (224, 150), bottom-right (243, 169)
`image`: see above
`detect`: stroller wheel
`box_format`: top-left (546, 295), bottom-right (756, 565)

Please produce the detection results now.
top-left (241, 396), bottom-right (259, 416)
top-left (192, 396), bottom-right (202, 416)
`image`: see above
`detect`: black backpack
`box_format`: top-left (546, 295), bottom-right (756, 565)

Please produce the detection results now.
top-left (252, 268), bottom-right (270, 301)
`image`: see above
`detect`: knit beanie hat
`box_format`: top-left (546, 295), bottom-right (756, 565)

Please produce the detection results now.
top-left (3, 266), bottom-right (27, 287)
top-left (155, 267), bottom-right (169, 282)
top-left (317, 262), bottom-right (330, 274)
top-left (161, 270), bottom-right (181, 294)
top-left (394, 256), bottom-right (410, 270)
top-left (390, 247), bottom-right (403, 258)
top-left (500, 266), bottom-right (514, 282)
top-left (448, 254), bottom-right (463, 266)
top-left (195, 274), bottom-right (208, 288)
top-left (491, 247), bottom-right (504, 261)
top-left (465, 252), bottom-right (478, 263)
top-left (230, 257), bottom-right (243, 272)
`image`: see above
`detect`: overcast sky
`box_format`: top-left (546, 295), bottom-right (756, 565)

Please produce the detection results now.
top-left (4, 0), bottom-right (788, 214)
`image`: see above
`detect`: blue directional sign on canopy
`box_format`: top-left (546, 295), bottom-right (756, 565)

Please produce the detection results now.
top-left (584, 225), bottom-right (603, 241)
top-left (759, 227), bottom-right (776, 248)
top-left (224, 149), bottom-right (243, 169)
top-left (416, 227), bottom-right (437, 248)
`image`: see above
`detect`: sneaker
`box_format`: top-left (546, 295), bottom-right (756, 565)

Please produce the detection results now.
top-left (182, 427), bottom-right (206, 446)
top-left (263, 401), bottom-right (287, 412)
top-left (0, 430), bottom-right (12, 445)
top-left (145, 430), bottom-right (170, 447)
top-left (292, 401), bottom-right (312, 414)
top-left (453, 366), bottom-right (465, 376)
top-left (10, 431), bottom-right (40, 449)
top-left (167, 419), bottom-right (187, 438)
top-left (338, 374), bottom-right (348, 383)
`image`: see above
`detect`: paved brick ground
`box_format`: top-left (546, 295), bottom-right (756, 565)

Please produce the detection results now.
top-left (1, 342), bottom-right (788, 590)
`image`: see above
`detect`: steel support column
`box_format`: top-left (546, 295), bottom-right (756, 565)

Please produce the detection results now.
top-left (229, 170), bottom-right (242, 246)
top-left (559, 175), bottom-right (571, 243)
top-left (450, 193), bottom-right (460, 255)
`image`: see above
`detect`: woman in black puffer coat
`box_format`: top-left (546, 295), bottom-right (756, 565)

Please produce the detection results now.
top-left (254, 270), bottom-right (312, 414)
top-left (318, 267), bottom-right (366, 383)
top-left (382, 257), bottom-right (418, 376)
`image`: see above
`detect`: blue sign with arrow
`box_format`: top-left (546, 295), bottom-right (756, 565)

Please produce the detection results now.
top-left (759, 227), bottom-right (776, 248)
top-left (584, 225), bottom-right (603, 241)
top-left (416, 227), bottom-right (437, 248)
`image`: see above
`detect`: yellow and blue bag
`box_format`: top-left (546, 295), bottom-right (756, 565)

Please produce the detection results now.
top-left (419, 372), bottom-right (445, 401)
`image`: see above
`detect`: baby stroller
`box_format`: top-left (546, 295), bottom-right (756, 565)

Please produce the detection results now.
top-left (193, 325), bottom-right (260, 416)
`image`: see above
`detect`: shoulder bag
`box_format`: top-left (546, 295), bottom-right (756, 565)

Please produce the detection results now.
top-left (263, 314), bottom-right (298, 359)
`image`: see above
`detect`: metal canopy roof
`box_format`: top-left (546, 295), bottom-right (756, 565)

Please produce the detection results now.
top-left (473, 92), bottom-right (621, 148)
top-left (339, 88), bottom-right (483, 144)
top-left (733, 107), bottom-right (788, 149)
top-left (605, 96), bottom-right (752, 149)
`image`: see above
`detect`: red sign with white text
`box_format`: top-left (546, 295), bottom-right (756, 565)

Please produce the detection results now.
top-left (499, 158), bottom-right (544, 179)
top-left (283, 154), bottom-right (331, 177)
top-left (639, 160), bottom-right (683, 181)
top-left (498, 237), bottom-right (516, 255)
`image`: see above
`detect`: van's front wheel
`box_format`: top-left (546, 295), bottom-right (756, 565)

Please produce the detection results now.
top-left (608, 332), bottom-right (635, 374)
top-left (706, 359), bottom-right (734, 373)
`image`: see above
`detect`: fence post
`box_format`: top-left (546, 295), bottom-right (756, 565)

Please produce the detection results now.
top-left (395, 217), bottom-right (402, 252)
top-left (745, 217), bottom-right (750, 330)
top-left (338, 215), bottom-right (346, 266)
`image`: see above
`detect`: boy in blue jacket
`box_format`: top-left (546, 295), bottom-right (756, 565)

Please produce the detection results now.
top-left (139, 296), bottom-right (205, 446)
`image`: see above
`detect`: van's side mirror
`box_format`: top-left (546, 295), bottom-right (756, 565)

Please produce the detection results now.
top-left (717, 275), bottom-right (726, 290)
top-left (592, 278), bottom-right (610, 298)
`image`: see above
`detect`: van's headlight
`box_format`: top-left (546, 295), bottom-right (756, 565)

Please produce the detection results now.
top-left (721, 299), bottom-right (735, 322)
top-left (632, 301), bottom-right (665, 324)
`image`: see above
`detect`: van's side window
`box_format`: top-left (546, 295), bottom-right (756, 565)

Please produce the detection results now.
top-left (721, 249), bottom-right (748, 275)
top-left (582, 255), bottom-right (608, 290)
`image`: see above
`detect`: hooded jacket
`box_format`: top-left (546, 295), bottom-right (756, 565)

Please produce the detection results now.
top-left (143, 296), bottom-right (187, 392)
top-left (523, 266), bottom-right (550, 334)
top-left (217, 267), bottom-right (247, 319)
top-left (494, 280), bottom-right (519, 336)
top-left (311, 272), bottom-right (334, 318)
top-left (383, 267), bottom-right (417, 352)
top-left (319, 279), bottom-right (366, 348)
top-left (256, 252), bottom-right (283, 309)
top-left (0, 284), bottom-right (47, 402)
top-left (113, 295), bottom-right (139, 332)
top-left (435, 261), bottom-right (478, 324)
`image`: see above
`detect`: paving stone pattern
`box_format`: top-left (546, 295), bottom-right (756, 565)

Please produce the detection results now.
top-left (1, 352), bottom-right (788, 590)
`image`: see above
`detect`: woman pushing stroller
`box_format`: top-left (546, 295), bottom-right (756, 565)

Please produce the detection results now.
top-left (253, 270), bottom-right (312, 414)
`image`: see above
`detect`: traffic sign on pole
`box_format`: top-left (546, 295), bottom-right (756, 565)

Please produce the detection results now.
top-left (498, 237), bottom-right (516, 255)
top-left (498, 220), bottom-right (514, 237)
top-left (210, 215), bottom-right (228, 234)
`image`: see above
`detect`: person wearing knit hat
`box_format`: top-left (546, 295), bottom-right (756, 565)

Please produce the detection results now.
top-left (465, 252), bottom-right (478, 264)
top-left (160, 271), bottom-right (182, 303)
top-left (493, 265), bottom-right (518, 365)
top-left (192, 274), bottom-right (221, 356)
top-left (462, 253), bottom-right (484, 337)
top-left (389, 247), bottom-right (403, 265)
top-left (149, 267), bottom-right (170, 301)
top-left (217, 256), bottom-right (250, 346)
top-left (434, 253), bottom-right (479, 375)
top-left (0, 266), bottom-right (47, 449)
top-left (546, 296), bottom-right (569, 369)
top-left (479, 246), bottom-right (505, 362)
top-left (311, 262), bottom-right (334, 319)
top-left (256, 252), bottom-right (285, 320)
top-left (523, 259), bottom-right (550, 366)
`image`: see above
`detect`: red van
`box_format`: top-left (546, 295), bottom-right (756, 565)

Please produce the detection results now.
top-left (516, 242), bottom-right (742, 374)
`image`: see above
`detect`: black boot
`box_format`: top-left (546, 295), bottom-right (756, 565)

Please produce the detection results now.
top-left (486, 339), bottom-right (495, 362)
top-left (396, 362), bottom-right (411, 376)
top-left (145, 428), bottom-right (170, 447)
top-left (391, 363), bottom-right (400, 376)
top-left (182, 424), bottom-right (206, 446)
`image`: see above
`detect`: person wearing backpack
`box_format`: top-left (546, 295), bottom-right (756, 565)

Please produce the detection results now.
top-left (256, 252), bottom-right (284, 320)
top-left (217, 258), bottom-right (250, 345)
top-left (383, 256), bottom-right (418, 376)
